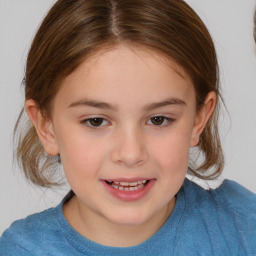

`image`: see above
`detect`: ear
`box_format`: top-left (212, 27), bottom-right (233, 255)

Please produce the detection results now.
top-left (190, 92), bottom-right (217, 147)
top-left (25, 99), bottom-right (59, 156)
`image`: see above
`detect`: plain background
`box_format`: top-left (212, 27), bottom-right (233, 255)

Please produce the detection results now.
top-left (1, 0), bottom-right (256, 236)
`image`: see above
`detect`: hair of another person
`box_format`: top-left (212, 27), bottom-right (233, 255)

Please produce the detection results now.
top-left (254, 9), bottom-right (256, 41)
top-left (14, 0), bottom-right (224, 187)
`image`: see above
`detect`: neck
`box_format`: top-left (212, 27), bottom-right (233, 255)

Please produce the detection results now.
top-left (63, 196), bottom-right (175, 247)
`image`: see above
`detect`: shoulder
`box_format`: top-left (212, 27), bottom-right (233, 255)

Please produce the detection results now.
top-left (210, 179), bottom-right (256, 237)
top-left (180, 178), bottom-right (256, 254)
top-left (0, 206), bottom-right (61, 255)
top-left (211, 179), bottom-right (256, 215)
top-left (184, 178), bottom-right (256, 212)
top-left (183, 178), bottom-right (256, 222)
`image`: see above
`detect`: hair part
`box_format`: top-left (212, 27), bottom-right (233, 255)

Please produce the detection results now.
top-left (15, 0), bottom-right (224, 187)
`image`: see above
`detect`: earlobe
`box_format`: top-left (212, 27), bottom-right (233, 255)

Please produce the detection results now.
top-left (25, 99), bottom-right (59, 156)
top-left (190, 92), bottom-right (217, 147)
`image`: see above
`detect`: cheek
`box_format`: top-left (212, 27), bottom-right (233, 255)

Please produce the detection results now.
top-left (60, 141), bottom-right (107, 194)
top-left (55, 129), bottom-right (108, 178)
top-left (150, 128), bottom-right (192, 172)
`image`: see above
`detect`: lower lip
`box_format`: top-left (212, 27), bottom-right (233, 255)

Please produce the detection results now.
top-left (102, 179), bottom-right (155, 201)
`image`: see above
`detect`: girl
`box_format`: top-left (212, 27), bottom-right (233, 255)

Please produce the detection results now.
top-left (0, 0), bottom-right (255, 255)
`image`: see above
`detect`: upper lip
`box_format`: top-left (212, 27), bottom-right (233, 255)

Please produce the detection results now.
top-left (102, 178), bottom-right (154, 183)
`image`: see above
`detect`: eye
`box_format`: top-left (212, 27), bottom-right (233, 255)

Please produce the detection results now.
top-left (81, 118), bottom-right (110, 128)
top-left (147, 116), bottom-right (174, 127)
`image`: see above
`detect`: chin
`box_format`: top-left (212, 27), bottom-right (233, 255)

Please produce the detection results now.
top-left (106, 209), bottom-right (153, 227)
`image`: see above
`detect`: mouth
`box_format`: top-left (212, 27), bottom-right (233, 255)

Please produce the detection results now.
top-left (102, 178), bottom-right (155, 201)
top-left (105, 180), bottom-right (150, 191)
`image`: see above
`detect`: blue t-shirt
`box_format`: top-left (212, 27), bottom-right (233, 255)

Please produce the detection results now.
top-left (0, 179), bottom-right (256, 255)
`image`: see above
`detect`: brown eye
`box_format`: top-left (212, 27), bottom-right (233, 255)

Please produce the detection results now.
top-left (150, 116), bottom-right (165, 125)
top-left (88, 118), bottom-right (104, 127)
top-left (81, 117), bottom-right (110, 129)
top-left (147, 116), bottom-right (174, 127)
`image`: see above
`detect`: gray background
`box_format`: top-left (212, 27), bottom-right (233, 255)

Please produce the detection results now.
top-left (1, 0), bottom-right (256, 235)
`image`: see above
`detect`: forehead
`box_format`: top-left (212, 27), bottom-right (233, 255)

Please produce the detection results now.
top-left (54, 45), bottom-right (195, 109)
top-left (66, 44), bottom-right (190, 83)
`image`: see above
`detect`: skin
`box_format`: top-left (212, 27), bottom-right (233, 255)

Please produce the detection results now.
top-left (26, 45), bottom-right (216, 247)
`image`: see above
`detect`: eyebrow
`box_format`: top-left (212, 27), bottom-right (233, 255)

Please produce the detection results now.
top-left (143, 98), bottom-right (186, 111)
top-left (68, 99), bottom-right (117, 110)
top-left (68, 98), bottom-right (186, 111)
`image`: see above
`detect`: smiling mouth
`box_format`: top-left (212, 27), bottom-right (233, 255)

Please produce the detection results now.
top-left (105, 180), bottom-right (150, 191)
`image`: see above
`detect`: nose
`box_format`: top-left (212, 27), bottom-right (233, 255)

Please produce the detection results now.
top-left (110, 127), bottom-right (147, 168)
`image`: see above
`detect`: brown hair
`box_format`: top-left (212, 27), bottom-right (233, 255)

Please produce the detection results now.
top-left (15, 0), bottom-right (224, 187)
top-left (254, 9), bottom-right (256, 42)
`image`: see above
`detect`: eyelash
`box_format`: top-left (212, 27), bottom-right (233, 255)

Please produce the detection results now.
top-left (81, 118), bottom-right (110, 129)
top-left (81, 116), bottom-right (175, 129)
top-left (147, 116), bottom-right (175, 127)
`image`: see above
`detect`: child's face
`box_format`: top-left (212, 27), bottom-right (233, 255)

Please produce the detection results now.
top-left (44, 45), bottom-right (211, 226)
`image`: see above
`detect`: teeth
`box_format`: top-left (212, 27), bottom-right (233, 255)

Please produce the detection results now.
top-left (120, 181), bottom-right (138, 186)
top-left (120, 182), bottom-right (129, 186)
top-left (112, 180), bottom-right (147, 187)
top-left (106, 179), bottom-right (150, 191)
top-left (110, 183), bottom-right (145, 191)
